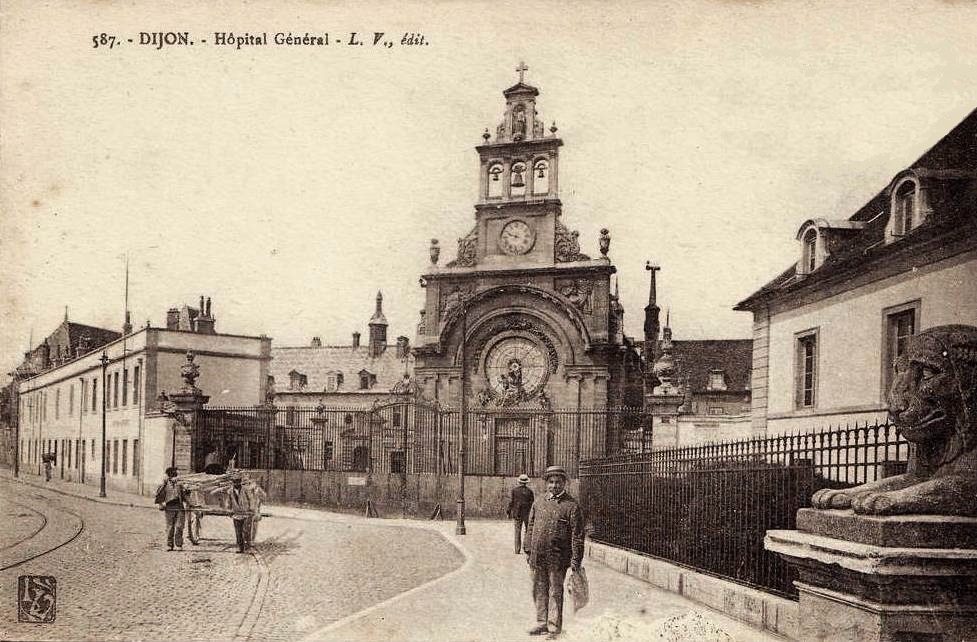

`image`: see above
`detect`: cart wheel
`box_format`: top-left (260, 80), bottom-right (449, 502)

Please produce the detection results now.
top-left (187, 511), bottom-right (202, 545)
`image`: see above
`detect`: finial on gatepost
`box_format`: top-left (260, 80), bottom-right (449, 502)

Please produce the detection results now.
top-left (516, 61), bottom-right (529, 83)
top-left (599, 228), bottom-right (611, 257)
top-left (179, 351), bottom-right (200, 392)
top-left (430, 239), bottom-right (440, 265)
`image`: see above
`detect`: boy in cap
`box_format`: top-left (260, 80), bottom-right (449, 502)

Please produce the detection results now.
top-left (523, 465), bottom-right (584, 639)
top-left (506, 474), bottom-right (535, 554)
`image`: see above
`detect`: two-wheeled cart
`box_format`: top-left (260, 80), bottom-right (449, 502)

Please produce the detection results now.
top-left (176, 471), bottom-right (266, 545)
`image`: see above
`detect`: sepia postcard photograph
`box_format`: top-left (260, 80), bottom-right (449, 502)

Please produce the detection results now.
top-left (1, 1), bottom-right (976, 640)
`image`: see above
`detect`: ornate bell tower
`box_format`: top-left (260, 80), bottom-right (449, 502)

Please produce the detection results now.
top-left (413, 64), bottom-right (642, 457)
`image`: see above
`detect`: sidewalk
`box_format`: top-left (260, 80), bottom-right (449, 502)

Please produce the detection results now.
top-left (2, 470), bottom-right (783, 641)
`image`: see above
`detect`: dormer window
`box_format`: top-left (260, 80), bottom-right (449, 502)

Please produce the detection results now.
top-left (707, 369), bottom-right (727, 391)
top-left (325, 372), bottom-right (344, 392)
top-left (886, 176), bottom-right (926, 243)
top-left (894, 181), bottom-right (916, 236)
top-left (359, 370), bottom-right (376, 390)
top-left (795, 222), bottom-right (822, 275)
top-left (803, 229), bottom-right (817, 273)
top-left (288, 370), bottom-right (308, 391)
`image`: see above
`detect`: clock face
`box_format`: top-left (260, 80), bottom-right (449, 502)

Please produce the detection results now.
top-left (485, 337), bottom-right (548, 397)
top-left (498, 220), bottom-right (535, 256)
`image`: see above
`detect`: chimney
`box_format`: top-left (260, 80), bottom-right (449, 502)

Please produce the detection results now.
top-left (396, 336), bottom-right (410, 359)
top-left (38, 342), bottom-right (50, 369)
top-left (194, 295), bottom-right (216, 334)
top-left (166, 308), bottom-right (180, 330)
top-left (311, 336), bottom-right (322, 348)
top-left (352, 331), bottom-right (361, 348)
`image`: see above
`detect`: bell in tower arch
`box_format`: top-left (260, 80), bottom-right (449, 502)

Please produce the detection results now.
top-left (511, 162), bottom-right (526, 188)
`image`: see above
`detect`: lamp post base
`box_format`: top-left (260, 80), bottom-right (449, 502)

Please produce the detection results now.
top-left (455, 498), bottom-right (466, 535)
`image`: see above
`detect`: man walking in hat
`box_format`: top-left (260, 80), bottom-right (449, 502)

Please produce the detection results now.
top-left (524, 465), bottom-right (584, 639)
top-left (507, 474), bottom-right (535, 554)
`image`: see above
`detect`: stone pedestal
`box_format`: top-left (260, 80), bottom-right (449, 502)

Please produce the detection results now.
top-left (164, 389), bottom-right (210, 474)
top-left (766, 509), bottom-right (977, 641)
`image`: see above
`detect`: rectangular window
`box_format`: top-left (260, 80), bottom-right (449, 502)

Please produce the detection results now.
top-left (392, 407), bottom-right (402, 428)
top-left (91, 439), bottom-right (95, 459)
top-left (133, 439), bottom-right (140, 477)
top-left (80, 379), bottom-right (85, 412)
top-left (882, 302), bottom-right (920, 398)
top-left (55, 388), bottom-right (60, 419)
top-left (112, 439), bottom-right (118, 474)
top-left (76, 440), bottom-right (81, 469)
top-left (708, 406), bottom-right (726, 415)
top-left (133, 366), bottom-right (141, 404)
top-left (122, 369), bottom-right (128, 406)
top-left (92, 378), bottom-right (97, 410)
top-left (795, 329), bottom-right (819, 408)
top-left (113, 372), bottom-right (119, 408)
top-left (69, 385), bottom-right (74, 416)
top-left (122, 440), bottom-right (128, 475)
top-left (67, 440), bottom-right (72, 469)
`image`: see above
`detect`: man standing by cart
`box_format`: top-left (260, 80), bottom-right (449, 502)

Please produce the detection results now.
top-left (229, 477), bottom-right (255, 553)
top-left (155, 467), bottom-right (187, 551)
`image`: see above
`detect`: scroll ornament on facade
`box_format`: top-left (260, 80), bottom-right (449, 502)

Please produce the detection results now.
top-left (454, 227), bottom-right (478, 267)
top-left (554, 220), bottom-right (589, 263)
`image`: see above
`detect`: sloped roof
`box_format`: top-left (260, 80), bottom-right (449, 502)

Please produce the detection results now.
top-left (66, 322), bottom-right (121, 354)
top-left (270, 345), bottom-right (408, 394)
top-left (669, 339), bottom-right (753, 393)
top-left (736, 108), bottom-right (977, 311)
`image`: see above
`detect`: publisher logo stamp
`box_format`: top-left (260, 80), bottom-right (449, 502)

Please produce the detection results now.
top-left (18, 576), bottom-right (57, 623)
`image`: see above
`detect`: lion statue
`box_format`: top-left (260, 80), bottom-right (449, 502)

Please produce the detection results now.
top-left (811, 324), bottom-right (977, 516)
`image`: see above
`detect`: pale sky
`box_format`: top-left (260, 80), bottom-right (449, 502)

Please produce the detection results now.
top-left (3, 0), bottom-right (977, 377)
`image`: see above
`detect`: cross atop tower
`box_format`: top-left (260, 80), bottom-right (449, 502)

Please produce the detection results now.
top-left (516, 61), bottom-right (528, 83)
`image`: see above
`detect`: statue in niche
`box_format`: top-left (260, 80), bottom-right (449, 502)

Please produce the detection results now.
top-left (513, 106), bottom-right (527, 139)
top-left (811, 325), bottom-right (977, 516)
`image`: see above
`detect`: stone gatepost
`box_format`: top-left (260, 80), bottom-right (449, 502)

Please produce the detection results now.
top-left (156, 351), bottom-right (210, 475)
top-left (766, 325), bottom-right (977, 641)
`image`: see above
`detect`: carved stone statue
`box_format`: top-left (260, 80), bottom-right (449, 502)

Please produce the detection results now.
top-left (811, 325), bottom-right (977, 516)
top-left (180, 351), bottom-right (201, 392)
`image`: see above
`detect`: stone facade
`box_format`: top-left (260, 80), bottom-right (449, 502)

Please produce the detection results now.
top-left (412, 69), bottom-right (643, 455)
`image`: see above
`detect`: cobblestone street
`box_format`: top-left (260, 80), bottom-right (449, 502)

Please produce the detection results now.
top-left (0, 473), bottom-right (780, 641)
top-left (0, 476), bottom-right (463, 641)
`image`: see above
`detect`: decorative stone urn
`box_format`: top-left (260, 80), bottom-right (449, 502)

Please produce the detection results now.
top-left (766, 325), bottom-right (977, 641)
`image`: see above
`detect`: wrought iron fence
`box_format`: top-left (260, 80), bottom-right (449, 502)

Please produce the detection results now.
top-left (579, 421), bottom-right (909, 599)
top-left (198, 403), bottom-right (648, 478)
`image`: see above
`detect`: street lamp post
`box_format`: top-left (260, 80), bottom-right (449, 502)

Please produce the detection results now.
top-left (99, 351), bottom-right (109, 497)
top-left (456, 305), bottom-right (467, 536)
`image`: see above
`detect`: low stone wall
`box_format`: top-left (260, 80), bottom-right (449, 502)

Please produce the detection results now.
top-left (586, 540), bottom-right (798, 639)
top-left (242, 469), bottom-right (578, 519)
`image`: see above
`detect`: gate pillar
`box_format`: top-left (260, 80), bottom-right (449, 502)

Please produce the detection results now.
top-left (156, 351), bottom-right (210, 475)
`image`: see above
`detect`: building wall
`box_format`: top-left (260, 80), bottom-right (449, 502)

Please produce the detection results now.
top-left (15, 327), bottom-right (270, 493)
top-left (763, 250), bottom-right (977, 434)
top-left (653, 412), bottom-right (754, 449)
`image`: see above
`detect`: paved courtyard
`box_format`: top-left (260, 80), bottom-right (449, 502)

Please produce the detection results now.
top-left (0, 472), bottom-right (781, 641)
